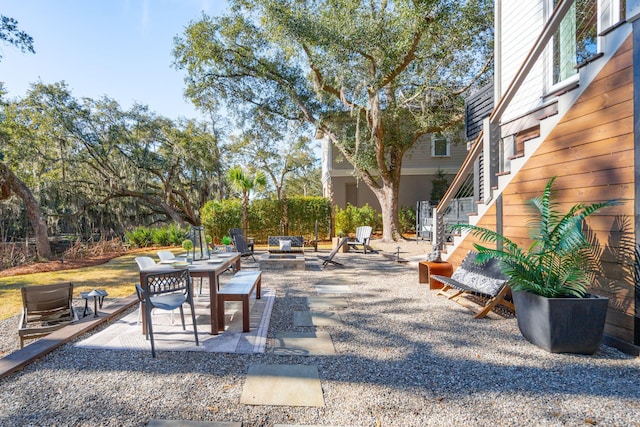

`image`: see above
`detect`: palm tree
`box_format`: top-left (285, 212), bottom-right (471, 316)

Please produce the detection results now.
top-left (227, 166), bottom-right (267, 237)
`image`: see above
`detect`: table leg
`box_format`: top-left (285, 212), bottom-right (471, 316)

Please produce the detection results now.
top-left (139, 272), bottom-right (148, 336)
top-left (208, 270), bottom-right (219, 335)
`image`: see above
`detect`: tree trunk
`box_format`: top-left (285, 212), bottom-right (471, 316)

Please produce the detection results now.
top-left (241, 191), bottom-right (249, 237)
top-left (281, 188), bottom-right (288, 236)
top-left (373, 176), bottom-right (403, 242)
top-left (0, 163), bottom-right (53, 259)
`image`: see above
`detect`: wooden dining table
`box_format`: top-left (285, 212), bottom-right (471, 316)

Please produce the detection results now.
top-left (138, 252), bottom-right (242, 336)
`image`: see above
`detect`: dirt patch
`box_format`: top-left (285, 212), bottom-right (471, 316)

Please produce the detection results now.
top-left (0, 253), bottom-right (122, 278)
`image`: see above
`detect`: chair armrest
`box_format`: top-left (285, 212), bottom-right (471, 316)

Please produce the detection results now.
top-left (135, 284), bottom-right (145, 302)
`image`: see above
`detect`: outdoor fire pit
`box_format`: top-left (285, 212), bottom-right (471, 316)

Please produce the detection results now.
top-left (259, 253), bottom-right (306, 270)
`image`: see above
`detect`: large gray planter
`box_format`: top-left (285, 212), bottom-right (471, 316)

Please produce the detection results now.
top-left (512, 290), bottom-right (609, 354)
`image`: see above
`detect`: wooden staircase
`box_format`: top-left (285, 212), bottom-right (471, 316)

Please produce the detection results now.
top-left (437, 3), bottom-right (632, 259)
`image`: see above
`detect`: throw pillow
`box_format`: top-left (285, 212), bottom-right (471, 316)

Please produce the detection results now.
top-left (279, 240), bottom-right (292, 251)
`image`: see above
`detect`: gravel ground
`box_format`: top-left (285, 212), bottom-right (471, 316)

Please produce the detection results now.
top-left (1, 239), bottom-right (639, 427)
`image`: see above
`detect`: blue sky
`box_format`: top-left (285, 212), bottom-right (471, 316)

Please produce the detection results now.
top-left (0, 1), bottom-right (228, 121)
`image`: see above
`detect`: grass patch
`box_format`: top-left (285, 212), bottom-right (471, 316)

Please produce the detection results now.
top-left (0, 249), bottom-right (161, 320)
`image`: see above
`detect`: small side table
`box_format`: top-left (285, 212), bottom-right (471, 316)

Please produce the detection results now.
top-left (418, 261), bottom-right (453, 289)
top-left (81, 289), bottom-right (108, 317)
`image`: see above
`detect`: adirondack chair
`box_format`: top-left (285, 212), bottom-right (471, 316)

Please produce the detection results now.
top-left (346, 226), bottom-right (373, 254)
top-left (232, 233), bottom-right (256, 262)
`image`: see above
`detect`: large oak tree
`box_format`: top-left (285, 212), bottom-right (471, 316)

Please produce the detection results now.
top-left (173, 0), bottom-right (493, 241)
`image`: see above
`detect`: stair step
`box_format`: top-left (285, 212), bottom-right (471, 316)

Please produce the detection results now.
top-left (534, 109), bottom-right (559, 121)
top-left (496, 171), bottom-right (511, 177)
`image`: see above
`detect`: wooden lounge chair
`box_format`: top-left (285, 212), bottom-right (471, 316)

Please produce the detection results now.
top-left (319, 237), bottom-right (349, 267)
top-left (347, 226), bottom-right (373, 254)
top-left (431, 251), bottom-right (513, 319)
top-left (18, 283), bottom-right (77, 348)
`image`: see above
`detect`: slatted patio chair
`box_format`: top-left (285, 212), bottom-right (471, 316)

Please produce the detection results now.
top-left (232, 233), bottom-right (256, 262)
top-left (346, 226), bottom-right (373, 254)
top-left (229, 228), bottom-right (243, 241)
top-left (319, 237), bottom-right (349, 268)
top-left (157, 250), bottom-right (177, 263)
top-left (432, 251), bottom-right (514, 319)
top-left (135, 268), bottom-right (199, 357)
top-left (18, 283), bottom-right (77, 348)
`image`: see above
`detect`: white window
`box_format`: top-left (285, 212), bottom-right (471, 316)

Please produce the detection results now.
top-left (598, 0), bottom-right (625, 33)
top-left (552, 0), bottom-right (598, 85)
top-left (431, 136), bottom-right (450, 157)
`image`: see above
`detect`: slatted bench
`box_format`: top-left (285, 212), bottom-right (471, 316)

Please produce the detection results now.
top-left (268, 236), bottom-right (304, 253)
top-left (431, 251), bottom-right (513, 319)
top-left (217, 270), bottom-right (262, 332)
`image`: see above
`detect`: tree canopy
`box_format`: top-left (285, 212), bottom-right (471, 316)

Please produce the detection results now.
top-left (0, 15), bottom-right (35, 61)
top-left (173, 0), bottom-right (493, 240)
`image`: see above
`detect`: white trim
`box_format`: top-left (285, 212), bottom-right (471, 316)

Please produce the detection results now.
top-left (598, 0), bottom-right (623, 32)
top-left (328, 167), bottom-right (459, 178)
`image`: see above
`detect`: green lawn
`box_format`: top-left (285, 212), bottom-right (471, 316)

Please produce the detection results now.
top-left (0, 249), bottom-right (161, 320)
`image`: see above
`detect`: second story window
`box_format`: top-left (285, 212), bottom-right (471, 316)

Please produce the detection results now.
top-left (431, 136), bottom-right (450, 157)
top-left (553, 0), bottom-right (598, 84)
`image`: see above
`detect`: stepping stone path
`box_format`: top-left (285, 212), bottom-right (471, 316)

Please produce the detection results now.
top-left (241, 276), bottom-right (351, 408)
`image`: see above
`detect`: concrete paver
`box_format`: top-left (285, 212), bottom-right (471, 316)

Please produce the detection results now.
top-left (241, 364), bottom-right (324, 407)
top-left (272, 331), bottom-right (336, 355)
top-left (293, 310), bottom-right (344, 327)
top-left (148, 420), bottom-right (241, 427)
top-left (306, 296), bottom-right (348, 308)
top-left (315, 284), bottom-right (351, 294)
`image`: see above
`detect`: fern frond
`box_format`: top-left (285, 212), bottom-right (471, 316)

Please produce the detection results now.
top-left (448, 177), bottom-right (622, 298)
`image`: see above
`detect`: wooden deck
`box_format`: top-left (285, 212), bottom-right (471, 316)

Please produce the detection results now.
top-left (0, 295), bottom-right (138, 380)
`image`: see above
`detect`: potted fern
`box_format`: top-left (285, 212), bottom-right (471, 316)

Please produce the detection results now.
top-left (450, 177), bottom-right (620, 354)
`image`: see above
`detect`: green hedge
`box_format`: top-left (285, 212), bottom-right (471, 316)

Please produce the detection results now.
top-left (335, 204), bottom-right (416, 236)
top-left (200, 199), bottom-right (242, 244)
top-left (201, 197), bottom-right (331, 244)
top-left (124, 224), bottom-right (189, 248)
top-left (334, 203), bottom-right (382, 236)
top-left (399, 206), bottom-right (416, 234)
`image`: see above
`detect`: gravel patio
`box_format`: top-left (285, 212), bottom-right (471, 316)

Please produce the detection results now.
top-left (0, 241), bottom-right (638, 426)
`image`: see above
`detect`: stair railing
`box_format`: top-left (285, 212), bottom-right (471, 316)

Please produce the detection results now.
top-left (433, 0), bottom-right (576, 251)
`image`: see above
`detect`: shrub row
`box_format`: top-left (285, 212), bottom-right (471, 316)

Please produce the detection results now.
top-left (334, 203), bottom-right (416, 236)
top-left (124, 224), bottom-right (189, 248)
top-left (201, 197), bottom-right (331, 244)
top-left (124, 198), bottom-right (416, 248)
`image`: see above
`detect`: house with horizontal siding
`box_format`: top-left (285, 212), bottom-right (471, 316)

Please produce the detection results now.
top-left (439, 0), bottom-right (640, 354)
top-left (321, 133), bottom-right (467, 211)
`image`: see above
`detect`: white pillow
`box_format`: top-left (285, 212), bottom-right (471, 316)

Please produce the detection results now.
top-left (279, 240), bottom-right (292, 251)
